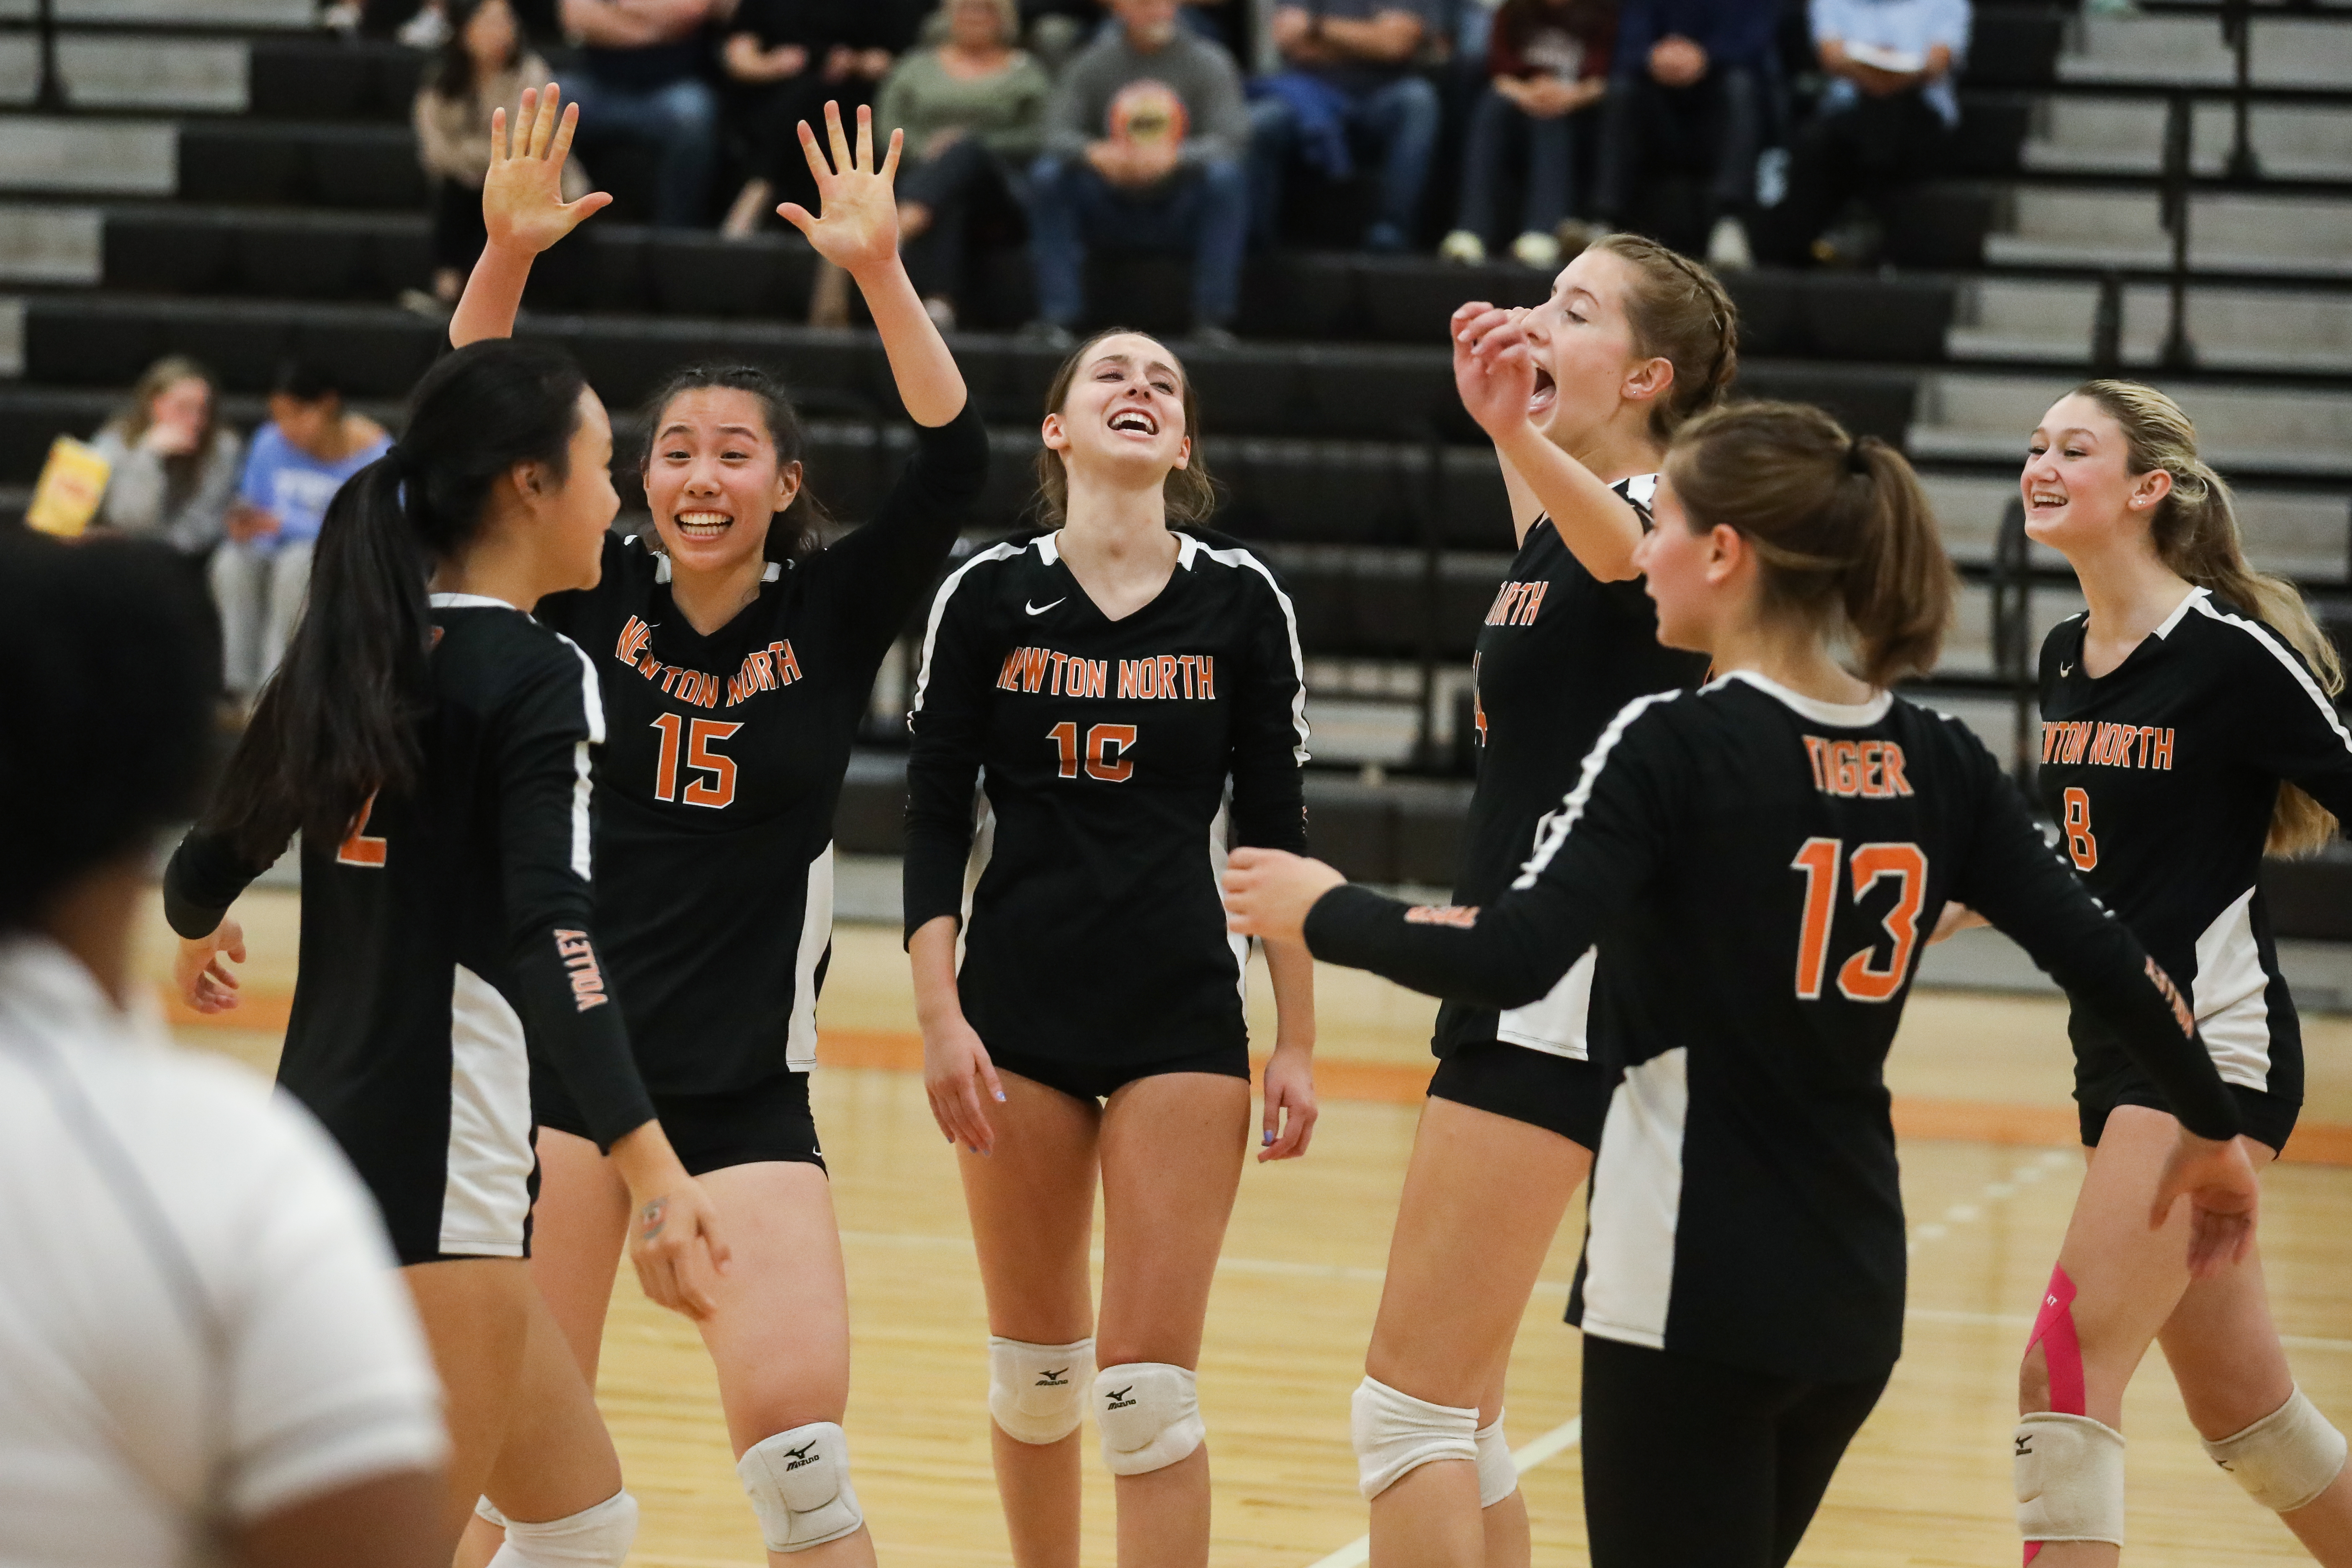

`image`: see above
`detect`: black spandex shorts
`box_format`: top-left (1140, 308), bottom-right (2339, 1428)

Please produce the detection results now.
top-left (1427, 1040), bottom-right (1612, 1151)
top-left (2079, 1071), bottom-right (2299, 1156)
top-left (987, 1041), bottom-right (1251, 1104)
top-left (533, 1065), bottom-right (827, 1177)
top-left (1579, 1334), bottom-right (1889, 1568)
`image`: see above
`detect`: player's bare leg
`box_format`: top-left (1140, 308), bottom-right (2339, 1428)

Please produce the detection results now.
top-left (403, 1257), bottom-right (533, 1551)
top-left (459, 1289), bottom-right (628, 1567)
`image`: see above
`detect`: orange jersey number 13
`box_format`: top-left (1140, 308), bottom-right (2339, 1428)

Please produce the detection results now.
top-left (1790, 837), bottom-right (1929, 1003)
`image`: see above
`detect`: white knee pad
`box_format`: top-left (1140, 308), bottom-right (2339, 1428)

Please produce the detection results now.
top-left (2015, 1411), bottom-right (2126, 1547)
top-left (738, 1422), bottom-right (865, 1553)
top-left (2204, 1387), bottom-right (2350, 1514)
top-left (475, 1496), bottom-right (510, 1529)
top-left (1351, 1376), bottom-right (1479, 1502)
top-left (1474, 1413), bottom-right (1517, 1508)
top-left (989, 1336), bottom-right (1095, 1445)
top-left (1094, 1363), bottom-right (1206, 1476)
top-left (484, 1491), bottom-right (639, 1568)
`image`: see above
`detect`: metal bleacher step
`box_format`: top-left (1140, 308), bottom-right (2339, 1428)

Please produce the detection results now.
top-left (2020, 99), bottom-right (2352, 182)
top-left (0, 116), bottom-right (174, 196)
top-left (1948, 277), bottom-right (2352, 376)
top-left (0, 0), bottom-right (316, 26)
top-left (1909, 369), bottom-right (2352, 484)
top-left (0, 32), bottom-right (248, 111)
top-left (2058, 11), bottom-right (2352, 89)
top-left (0, 203), bottom-right (100, 285)
top-left (1985, 187), bottom-right (2352, 277)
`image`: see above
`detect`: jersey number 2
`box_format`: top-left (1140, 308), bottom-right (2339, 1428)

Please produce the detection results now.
top-left (1790, 838), bottom-right (1928, 1003)
top-left (651, 713), bottom-right (743, 808)
top-left (1049, 721), bottom-right (1136, 783)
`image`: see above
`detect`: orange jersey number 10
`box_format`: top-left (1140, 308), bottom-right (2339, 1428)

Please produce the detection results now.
top-left (650, 713), bottom-right (744, 808)
top-left (1048, 721), bottom-right (1139, 783)
top-left (1790, 837), bottom-right (1930, 1003)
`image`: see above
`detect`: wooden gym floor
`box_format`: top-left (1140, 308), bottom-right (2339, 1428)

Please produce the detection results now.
top-left (139, 888), bottom-right (2352, 1567)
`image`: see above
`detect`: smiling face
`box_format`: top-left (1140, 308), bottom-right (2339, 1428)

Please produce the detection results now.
top-left (1518, 247), bottom-right (1671, 449)
top-left (642, 385), bottom-right (802, 580)
top-left (1042, 332), bottom-right (1193, 494)
top-left (1632, 474), bottom-right (1739, 657)
top-left (147, 375), bottom-right (211, 438)
top-left (2021, 391), bottom-right (2171, 558)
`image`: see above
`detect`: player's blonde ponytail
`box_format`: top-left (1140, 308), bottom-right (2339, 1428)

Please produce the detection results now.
top-left (2074, 380), bottom-right (2342, 855)
top-left (1665, 401), bottom-right (1955, 688)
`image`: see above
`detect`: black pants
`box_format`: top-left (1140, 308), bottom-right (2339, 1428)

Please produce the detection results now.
top-left (1592, 66), bottom-right (1764, 224)
top-left (430, 175), bottom-right (488, 275)
top-left (1757, 90), bottom-right (1951, 264)
top-left (1580, 1335), bottom-right (1889, 1568)
top-left (740, 73), bottom-right (879, 211)
top-left (896, 135), bottom-right (1023, 306)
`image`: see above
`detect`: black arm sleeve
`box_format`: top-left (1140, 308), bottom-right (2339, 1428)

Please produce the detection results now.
top-left (1953, 749), bottom-right (2241, 1142)
top-left (819, 404), bottom-right (990, 667)
top-left (902, 556), bottom-right (995, 941)
top-left (1303, 703), bottom-right (1670, 1005)
top-left (494, 659), bottom-right (658, 1151)
top-left (1228, 561), bottom-right (1309, 853)
top-left (2226, 622), bottom-right (2352, 823)
top-left (161, 826), bottom-right (277, 940)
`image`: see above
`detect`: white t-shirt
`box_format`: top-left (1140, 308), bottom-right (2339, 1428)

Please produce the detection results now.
top-left (0, 938), bottom-right (446, 1568)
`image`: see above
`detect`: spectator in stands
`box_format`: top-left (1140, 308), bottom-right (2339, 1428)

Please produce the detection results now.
top-left (87, 357), bottom-right (242, 559)
top-left (1026, 0), bottom-right (1251, 345)
top-left (557, 0), bottom-right (721, 228)
top-left (880, 0), bottom-right (1052, 327)
top-left (1757, 0), bottom-right (1968, 267)
top-left (1438, 0), bottom-right (1615, 270)
top-left (719, 0), bottom-right (922, 236)
top-left (411, 0), bottom-right (576, 312)
top-left (1590, 0), bottom-right (1776, 269)
top-left (0, 532), bottom-right (448, 1568)
top-left (1247, 0), bottom-right (1443, 253)
top-left (211, 363), bottom-right (393, 704)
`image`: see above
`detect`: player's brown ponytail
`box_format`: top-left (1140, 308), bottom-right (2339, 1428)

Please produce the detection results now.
top-left (1665, 401), bottom-right (1955, 688)
top-left (2075, 379), bottom-right (2342, 854)
top-left (1587, 233), bottom-right (1739, 440)
top-left (1033, 327), bottom-right (1217, 529)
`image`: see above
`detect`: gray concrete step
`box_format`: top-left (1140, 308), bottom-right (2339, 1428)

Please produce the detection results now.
top-left (0, 34), bottom-right (247, 111)
top-left (2059, 12), bottom-right (2352, 89)
top-left (0, 116), bottom-right (173, 194)
top-left (0, 297), bottom-right (21, 378)
top-left (0, 0), bottom-right (315, 25)
top-left (0, 202), bottom-right (100, 284)
top-left (2021, 99), bottom-right (2352, 181)
top-left (1986, 188), bottom-right (2352, 276)
top-left (1949, 277), bottom-right (2352, 375)
top-left (1909, 371), bottom-right (2352, 479)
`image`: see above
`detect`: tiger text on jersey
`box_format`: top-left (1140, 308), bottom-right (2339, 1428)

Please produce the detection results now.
top-left (2040, 719), bottom-right (2176, 770)
top-left (1803, 736), bottom-right (1915, 799)
top-left (1485, 580), bottom-right (1549, 627)
top-left (553, 929), bottom-right (611, 1011)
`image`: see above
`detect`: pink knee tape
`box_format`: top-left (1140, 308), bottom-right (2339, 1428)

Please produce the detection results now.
top-left (2022, 1266), bottom-right (2086, 1566)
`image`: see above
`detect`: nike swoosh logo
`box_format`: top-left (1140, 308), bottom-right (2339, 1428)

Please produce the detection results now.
top-left (2060, 664), bottom-right (2074, 677)
top-left (1025, 598), bottom-right (1065, 616)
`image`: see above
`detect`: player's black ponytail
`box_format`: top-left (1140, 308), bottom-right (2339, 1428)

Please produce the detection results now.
top-left (208, 340), bottom-right (590, 863)
top-left (1666, 400), bottom-right (1956, 688)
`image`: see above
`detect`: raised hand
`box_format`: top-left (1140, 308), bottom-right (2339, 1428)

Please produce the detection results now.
top-left (777, 100), bottom-right (905, 278)
top-left (482, 83), bottom-right (612, 258)
top-left (1452, 300), bottom-right (1539, 440)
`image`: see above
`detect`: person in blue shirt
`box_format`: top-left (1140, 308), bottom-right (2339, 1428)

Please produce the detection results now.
top-left (1247, 0), bottom-right (1445, 252)
top-left (209, 360), bottom-right (392, 700)
top-left (1589, 0), bottom-right (1779, 270)
top-left (1758, 0), bottom-right (1970, 266)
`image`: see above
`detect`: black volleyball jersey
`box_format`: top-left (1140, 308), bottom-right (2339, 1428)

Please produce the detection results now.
top-left (1306, 672), bottom-right (2237, 1383)
top-left (1435, 476), bottom-right (1711, 1062)
top-left (2037, 587), bottom-right (2352, 1104)
top-left (163, 596), bottom-right (658, 1152)
top-left (535, 407), bottom-right (988, 1093)
top-left (904, 527), bottom-right (1309, 1063)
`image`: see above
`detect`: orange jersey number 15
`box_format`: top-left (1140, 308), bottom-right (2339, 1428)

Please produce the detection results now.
top-left (651, 713), bottom-right (744, 809)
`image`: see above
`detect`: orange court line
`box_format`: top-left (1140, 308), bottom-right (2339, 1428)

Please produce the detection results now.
top-left (160, 987), bottom-right (2352, 1167)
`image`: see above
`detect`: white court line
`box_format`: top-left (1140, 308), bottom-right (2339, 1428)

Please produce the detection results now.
top-left (1302, 1416), bottom-right (1587, 1568)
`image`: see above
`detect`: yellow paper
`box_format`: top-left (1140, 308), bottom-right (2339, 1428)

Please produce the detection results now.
top-left (26, 435), bottom-right (113, 538)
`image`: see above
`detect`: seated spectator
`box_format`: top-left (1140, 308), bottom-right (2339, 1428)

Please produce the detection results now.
top-left (1591, 0), bottom-right (1776, 268)
top-left (0, 533), bottom-right (447, 1568)
top-left (1757, 0), bottom-right (1968, 266)
top-left (1247, 0), bottom-right (1442, 253)
top-left (411, 0), bottom-right (577, 311)
top-left (720, 0), bottom-right (920, 236)
top-left (212, 364), bottom-right (392, 703)
top-left (557, 0), bottom-right (720, 228)
top-left (87, 356), bottom-right (242, 559)
top-left (879, 0), bottom-right (1052, 327)
top-left (1026, 0), bottom-right (1251, 343)
top-left (1438, 0), bottom-right (1614, 269)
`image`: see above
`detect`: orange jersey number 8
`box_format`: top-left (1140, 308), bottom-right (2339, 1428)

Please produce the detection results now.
top-left (2062, 787), bottom-right (2098, 871)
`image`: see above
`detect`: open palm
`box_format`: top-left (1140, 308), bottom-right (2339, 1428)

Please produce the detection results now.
top-left (483, 83), bottom-right (611, 257)
top-left (778, 100), bottom-right (904, 275)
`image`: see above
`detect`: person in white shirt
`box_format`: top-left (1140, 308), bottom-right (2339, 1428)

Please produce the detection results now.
top-left (0, 532), bottom-right (447, 1568)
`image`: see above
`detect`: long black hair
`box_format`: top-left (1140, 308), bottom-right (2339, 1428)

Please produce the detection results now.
top-left (640, 363), bottom-right (827, 563)
top-left (430, 0), bottom-right (524, 101)
top-left (208, 339), bottom-right (589, 863)
top-left (0, 535), bottom-right (214, 930)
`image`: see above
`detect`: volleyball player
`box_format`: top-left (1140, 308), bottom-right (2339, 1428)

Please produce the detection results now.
top-left (2005, 382), bottom-right (2352, 1565)
top-left (443, 91), bottom-right (984, 1568)
top-left (1224, 401), bottom-right (2263, 1568)
top-left (1351, 235), bottom-right (1729, 1568)
top-left (904, 329), bottom-right (1314, 1568)
top-left (163, 334), bottom-right (729, 1560)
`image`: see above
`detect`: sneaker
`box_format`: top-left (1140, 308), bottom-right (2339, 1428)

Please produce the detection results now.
top-left (1438, 229), bottom-right (1486, 265)
top-left (1508, 231), bottom-right (1561, 270)
top-left (1364, 221), bottom-right (1411, 254)
top-left (1706, 215), bottom-right (1754, 272)
top-left (1188, 323), bottom-right (1241, 351)
top-left (1018, 320), bottom-right (1077, 351)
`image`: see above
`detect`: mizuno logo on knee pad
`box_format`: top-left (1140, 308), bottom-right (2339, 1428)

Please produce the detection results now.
top-left (738, 1421), bottom-right (864, 1553)
top-left (1037, 1368), bottom-right (1070, 1386)
top-left (991, 1336), bottom-right (1095, 1445)
top-left (1106, 1387), bottom-right (1136, 1408)
top-left (1094, 1363), bottom-right (1205, 1475)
